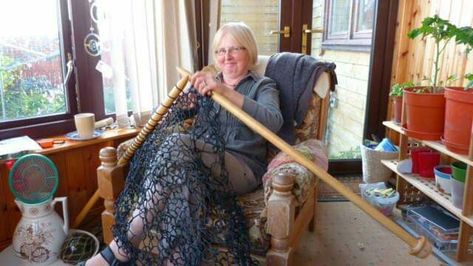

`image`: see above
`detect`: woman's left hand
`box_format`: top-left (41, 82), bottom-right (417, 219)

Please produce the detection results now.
top-left (190, 71), bottom-right (222, 96)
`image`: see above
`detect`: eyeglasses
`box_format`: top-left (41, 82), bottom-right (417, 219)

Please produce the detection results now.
top-left (214, 46), bottom-right (246, 56)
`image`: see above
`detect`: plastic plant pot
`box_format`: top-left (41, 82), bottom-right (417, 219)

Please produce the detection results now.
top-left (411, 147), bottom-right (432, 174)
top-left (417, 151), bottom-right (440, 178)
top-left (451, 161), bottom-right (467, 182)
top-left (450, 178), bottom-right (465, 209)
top-left (433, 165), bottom-right (452, 194)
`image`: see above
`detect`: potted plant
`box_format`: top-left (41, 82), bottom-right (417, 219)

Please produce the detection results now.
top-left (403, 15), bottom-right (458, 140)
top-left (389, 81), bottom-right (413, 124)
top-left (443, 23), bottom-right (473, 154)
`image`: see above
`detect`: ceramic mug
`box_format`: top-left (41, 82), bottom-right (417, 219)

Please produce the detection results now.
top-left (74, 113), bottom-right (95, 139)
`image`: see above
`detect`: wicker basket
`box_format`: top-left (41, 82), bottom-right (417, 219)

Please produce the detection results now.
top-left (360, 144), bottom-right (399, 183)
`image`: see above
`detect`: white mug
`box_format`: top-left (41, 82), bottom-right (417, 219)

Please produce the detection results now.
top-left (74, 113), bottom-right (95, 139)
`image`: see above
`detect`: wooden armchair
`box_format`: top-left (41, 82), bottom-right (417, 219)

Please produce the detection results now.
top-left (96, 54), bottom-right (335, 265)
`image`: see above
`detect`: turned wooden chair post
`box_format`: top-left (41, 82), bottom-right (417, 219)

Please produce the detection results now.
top-left (308, 178), bottom-right (319, 232)
top-left (267, 172), bottom-right (297, 266)
top-left (97, 147), bottom-right (125, 244)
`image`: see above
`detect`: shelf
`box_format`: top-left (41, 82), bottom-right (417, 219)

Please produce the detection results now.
top-left (383, 120), bottom-right (404, 134)
top-left (395, 218), bottom-right (456, 265)
top-left (381, 159), bottom-right (473, 228)
top-left (383, 121), bottom-right (473, 167)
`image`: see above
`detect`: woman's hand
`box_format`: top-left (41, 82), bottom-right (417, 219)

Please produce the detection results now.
top-left (190, 71), bottom-right (223, 96)
top-left (190, 71), bottom-right (244, 108)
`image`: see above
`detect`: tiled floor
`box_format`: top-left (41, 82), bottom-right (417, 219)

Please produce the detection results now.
top-left (293, 202), bottom-right (444, 266)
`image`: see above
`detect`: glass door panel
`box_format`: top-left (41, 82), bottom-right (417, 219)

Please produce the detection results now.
top-left (220, 0), bottom-right (377, 164)
top-left (311, 0), bottom-right (375, 160)
top-left (220, 0), bottom-right (280, 56)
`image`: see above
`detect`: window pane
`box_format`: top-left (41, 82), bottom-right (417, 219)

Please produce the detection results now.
top-left (314, 0), bottom-right (373, 159)
top-left (330, 0), bottom-right (350, 34)
top-left (357, 0), bottom-right (375, 31)
top-left (220, 0), bottom-right (280, 56)
top-left (0, 0), bottom-right (66, 122)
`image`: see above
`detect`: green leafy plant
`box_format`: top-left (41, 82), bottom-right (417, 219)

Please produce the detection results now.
top-left (389, 81), bottom-right (414, 97)
top-left (0, 55), bottom-right (65, 121)
top-left (455, 26), bottom-right (473, 54)
top-left (465, 74), bottom-right (473, 89)
top-left (408, 15), bottom-right (458, 93)
top-left (455, 26), bottom-right (473, 90)
top-left (331, 146), bottom-right (361, 160)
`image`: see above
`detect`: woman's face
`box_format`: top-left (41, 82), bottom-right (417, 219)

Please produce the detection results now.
top-left (215, 34), bottom-right (250, 80)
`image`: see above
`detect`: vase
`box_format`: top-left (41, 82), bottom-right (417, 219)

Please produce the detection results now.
top-left (12, 197), bottom-right (69, 265)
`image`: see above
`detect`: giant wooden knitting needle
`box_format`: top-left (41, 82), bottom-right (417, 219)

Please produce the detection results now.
top-left (72, 75), bottom-right (189, 228)
top-left (176, 67), bottom-right (431, 258)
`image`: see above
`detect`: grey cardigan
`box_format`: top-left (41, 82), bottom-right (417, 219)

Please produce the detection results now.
top-left (210, 71), bottom-right (284, 179)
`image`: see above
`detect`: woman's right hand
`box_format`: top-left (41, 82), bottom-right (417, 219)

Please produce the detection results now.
top-left (190, 70), bottom-right (244, 108)
top-left (190, 71), bottom-right (223, 97)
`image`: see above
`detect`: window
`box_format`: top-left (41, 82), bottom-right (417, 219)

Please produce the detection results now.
top-left (0, 1), bottom-right (68, 121)
top-left (323, 0), bottom-right (375, 51)
top-left (0, 0), bottom-right (104, 139)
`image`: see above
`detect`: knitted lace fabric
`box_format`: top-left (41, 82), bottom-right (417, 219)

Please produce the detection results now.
top-left (113, 88), bottom-right (253, 265)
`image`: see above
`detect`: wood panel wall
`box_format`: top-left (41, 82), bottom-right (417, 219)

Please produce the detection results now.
top-left (387, 0), bottom-right (473, 141)
top-left (0, 137), bottom-right (130, 250)
top-left (392, 0), bottom-right (473, 87)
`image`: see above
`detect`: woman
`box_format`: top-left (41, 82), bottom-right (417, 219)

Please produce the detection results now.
top-left (81, 22), bottom-right (283, 266)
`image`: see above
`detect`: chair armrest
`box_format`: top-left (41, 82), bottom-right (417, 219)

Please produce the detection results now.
top-left (263, 163), bottom-right (316, 206)
top-left (263, 139), bottom-right (328, 205)
top-left (116, 138), bottom-right (135, 159)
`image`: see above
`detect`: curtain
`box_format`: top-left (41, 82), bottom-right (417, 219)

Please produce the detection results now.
top-left (207, 0), bottom-right (221, 65)
top-left (97, 0), bottom-right (196, 127)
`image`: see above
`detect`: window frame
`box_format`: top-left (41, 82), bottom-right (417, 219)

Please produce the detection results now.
top-left (0, 0), bottom-right (106, 139)
top-left (322, 0), bottom-right (374, 52)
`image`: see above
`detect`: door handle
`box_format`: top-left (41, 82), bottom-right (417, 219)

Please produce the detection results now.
top-left (270, 26), bottom-right (291, 38)
top-left (304, 28), bottom-right (324, 34)
top-left (301, 24), bottom-right (324, 54)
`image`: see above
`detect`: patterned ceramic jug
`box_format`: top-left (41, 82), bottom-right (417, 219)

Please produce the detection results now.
top-left (13, 197), bottom-right (69, 265)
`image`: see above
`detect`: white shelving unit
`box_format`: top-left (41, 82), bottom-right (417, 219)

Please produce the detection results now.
top-left (383, 120), bottom-right (473, 262)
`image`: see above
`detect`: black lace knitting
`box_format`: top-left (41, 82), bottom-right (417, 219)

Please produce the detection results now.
top-left (112, 88), bottom-right (254, 265)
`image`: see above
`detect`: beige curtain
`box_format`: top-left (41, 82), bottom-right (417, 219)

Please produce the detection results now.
top-left (155, 0), bottom-right (197, 101)
top-left (97, 0), bottom-right (197, 127)
top-left (207, 0), bottom-right (221, 65)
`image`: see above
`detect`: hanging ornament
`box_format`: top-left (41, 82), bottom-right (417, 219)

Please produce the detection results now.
top-left (90, 0), bottom-right (106, 24)
top-left (84, 27), bottom-right (102, 57)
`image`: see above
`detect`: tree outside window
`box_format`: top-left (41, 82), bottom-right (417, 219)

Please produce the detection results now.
top-left (0, 0), bottom-right (67, 122)
top-left (0, 0), bottom-right (104, 139)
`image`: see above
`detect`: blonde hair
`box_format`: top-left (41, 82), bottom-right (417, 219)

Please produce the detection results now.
top-left (212, 22), bottom-right (258, 67)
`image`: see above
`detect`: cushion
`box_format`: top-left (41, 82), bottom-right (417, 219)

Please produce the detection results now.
top-left (262, 139), bottom-right (328, 205)
top-left (206, 189), bottom-right (269, 257)
top-left (295, 92), bottom-right (323, 142)
top-left (251, 55), bottom-right (270, 77)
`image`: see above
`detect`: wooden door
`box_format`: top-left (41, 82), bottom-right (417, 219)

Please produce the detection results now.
top-left (219, 0), bottom-right (313, 55)
top-left (217, 0), bottom-right (398, 174)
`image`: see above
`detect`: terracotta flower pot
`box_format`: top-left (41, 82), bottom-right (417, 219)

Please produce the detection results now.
top-left (443, 87), bottom-right (473, 154)
top-left (392, 96), bottom-right (402, 124)
top-left (403, 87), bottom-right (445, 140)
